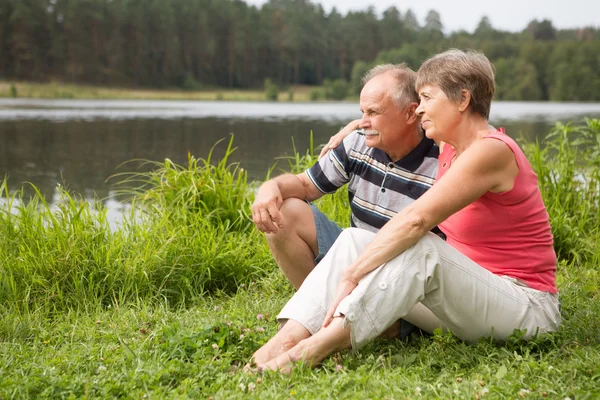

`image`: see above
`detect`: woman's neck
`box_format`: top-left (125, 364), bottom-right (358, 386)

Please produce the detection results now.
top-left (443, 116), bottom-right (490, 156)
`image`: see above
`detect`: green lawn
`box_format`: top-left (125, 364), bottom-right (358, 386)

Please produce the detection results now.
top-left (1, 268), bottom-right (599, 398)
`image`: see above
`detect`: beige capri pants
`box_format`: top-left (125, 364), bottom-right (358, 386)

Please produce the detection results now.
top-left (278, 228), bottom-right (561, 349)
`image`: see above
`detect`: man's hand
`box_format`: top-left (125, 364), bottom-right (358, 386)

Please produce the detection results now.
top-left (251, 181), bottom-right (285, 234)
top-left (322, 273), bottom-right (359, 328)
top-left (318, 119), bottom-right (361, 159)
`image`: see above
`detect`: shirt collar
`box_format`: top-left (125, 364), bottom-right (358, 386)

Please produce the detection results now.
top-left (373, 136), bottom-right (436, 172)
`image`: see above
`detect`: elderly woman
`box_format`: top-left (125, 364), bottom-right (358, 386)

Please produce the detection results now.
top-left (249, 49), bottom-right (561, 373)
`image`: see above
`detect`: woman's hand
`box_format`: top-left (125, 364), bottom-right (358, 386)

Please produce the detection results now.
top-left (318, 119), bottom-right (361, 159)
top-left (322, 273), bottom-right (359, 328)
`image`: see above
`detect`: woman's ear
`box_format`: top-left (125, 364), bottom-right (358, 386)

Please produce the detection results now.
top-left (458, 89), bottom-right (471, 112)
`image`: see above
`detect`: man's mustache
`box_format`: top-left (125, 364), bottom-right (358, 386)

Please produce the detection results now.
top-left (362, 129), bottom-right (379, 136)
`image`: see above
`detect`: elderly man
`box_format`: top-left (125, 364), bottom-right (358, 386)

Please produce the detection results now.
top-left (251, 64), bottom-right (438, 303)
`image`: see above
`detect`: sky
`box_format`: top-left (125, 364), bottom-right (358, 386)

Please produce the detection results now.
top-left (244, 0), bottom-right (600, 33)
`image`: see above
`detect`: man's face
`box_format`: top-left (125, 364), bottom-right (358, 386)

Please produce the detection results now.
top-left (358, 75), bottom-right (412, 156)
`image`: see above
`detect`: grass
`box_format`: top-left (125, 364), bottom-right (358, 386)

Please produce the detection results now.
top-left (0, 120), bottom-right (599, 398)
top-left (0, 81), bottom-right (326, 102)
top-left (0, 137), bottom-right (274, 313)
top-left (0, 273), bottom-right (598, 398)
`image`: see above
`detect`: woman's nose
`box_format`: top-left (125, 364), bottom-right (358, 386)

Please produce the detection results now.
top-left (415, 102), bottom-right (424, 117)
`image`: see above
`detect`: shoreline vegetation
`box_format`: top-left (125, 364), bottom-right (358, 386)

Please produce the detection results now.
top-left (3, 81), bottom-right (600, 103)
top-left (0, 81), bottom-right (340, 102)
top-left (1, 120), bottom-right (599, 398)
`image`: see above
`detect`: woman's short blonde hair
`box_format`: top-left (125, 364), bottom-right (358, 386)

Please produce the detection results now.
top-left (416, 49), bottom-right (495, 120)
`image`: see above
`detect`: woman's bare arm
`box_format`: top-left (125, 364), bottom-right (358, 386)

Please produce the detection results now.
top-left (343, 137), bottom-right (519, 283)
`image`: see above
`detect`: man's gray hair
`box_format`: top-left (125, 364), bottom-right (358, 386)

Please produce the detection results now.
top-left (361, 63), bottom-right (419, 107)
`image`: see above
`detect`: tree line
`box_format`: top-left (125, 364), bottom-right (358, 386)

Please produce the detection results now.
top-left (1, 0), bottom-right (599, 101)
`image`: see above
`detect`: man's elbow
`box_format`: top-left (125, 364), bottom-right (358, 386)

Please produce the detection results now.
top-left (304, 186), bottom-right (324, 202)
top-left (297, 174), bottom-right (322, 201)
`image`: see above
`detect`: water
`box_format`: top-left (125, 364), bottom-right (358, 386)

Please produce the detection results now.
top-left (2, 98), bottom-right (600, 218)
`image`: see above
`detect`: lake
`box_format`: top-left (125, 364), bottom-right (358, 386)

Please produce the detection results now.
top-left (2, 98), bottom-right (600, 217)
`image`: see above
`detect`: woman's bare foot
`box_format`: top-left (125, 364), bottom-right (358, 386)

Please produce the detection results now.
top-left (258, 317), bottom-right (351, 374)
top-left (258, 350), bottom-right (298, 374)
top-left (243, 320), bottom-right (310, 373)
top-left (258, 341), bottom-right (309, 374)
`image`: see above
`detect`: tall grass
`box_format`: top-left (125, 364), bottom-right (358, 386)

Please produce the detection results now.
top-left (112, 136), bottom-right (252, 233)
top-left (523, 118), bottom-right (600, 266)
top-left (0, 137), bottom-right (273, 314)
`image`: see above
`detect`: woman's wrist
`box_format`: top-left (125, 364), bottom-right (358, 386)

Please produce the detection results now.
top-left (342, 268), bottom-right (361, 285)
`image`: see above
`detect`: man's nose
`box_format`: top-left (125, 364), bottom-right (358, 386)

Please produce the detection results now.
top-left (359, 114), bottom-right (369, 129)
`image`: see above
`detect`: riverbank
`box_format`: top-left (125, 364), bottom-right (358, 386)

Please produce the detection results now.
top-left (1, 121), bottom-right (599, 398)
top-left (0, 81), bottom-right (326, 102)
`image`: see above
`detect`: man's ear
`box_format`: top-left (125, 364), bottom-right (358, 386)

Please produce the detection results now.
top-left (458, 89), bottom-right (471, 112)
top-left (406, 103), bottom-right (419, 123)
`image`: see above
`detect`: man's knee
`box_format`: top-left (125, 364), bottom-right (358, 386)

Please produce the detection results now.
top-left (280, 198), bottom-right (314, 223)
top-left (266, 198), bottom-right (316, 243)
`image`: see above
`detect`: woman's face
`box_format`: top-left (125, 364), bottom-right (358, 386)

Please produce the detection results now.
top-left (415, 84), bottom-right (462, 142)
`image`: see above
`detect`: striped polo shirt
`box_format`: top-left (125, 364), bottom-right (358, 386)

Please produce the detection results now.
top-left (306, 131), bottom-right (439, 233)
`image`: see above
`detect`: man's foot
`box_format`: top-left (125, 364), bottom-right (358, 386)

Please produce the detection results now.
top-left (379, 320), bottom-right (402, 340)
top-left (379, 319), bottom-right (418, 340)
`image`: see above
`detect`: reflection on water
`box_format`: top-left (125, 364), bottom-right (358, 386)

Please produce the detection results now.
top-left (1, 99), bottom-right (600, 222)
top-left (0, 117), bottom-right (355, 207)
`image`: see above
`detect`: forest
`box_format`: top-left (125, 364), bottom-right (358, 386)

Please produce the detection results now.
top-left (1, 0), bottom-right (599, 101)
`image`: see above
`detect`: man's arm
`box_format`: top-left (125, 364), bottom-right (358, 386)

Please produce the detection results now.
top-left (251, 172), bottom-right (324, 234)
top-left (253, 129), bottom-right (356, 234)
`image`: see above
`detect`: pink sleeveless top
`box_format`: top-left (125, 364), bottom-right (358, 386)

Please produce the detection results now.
top-left (437, 129), bottom-right (557, 293)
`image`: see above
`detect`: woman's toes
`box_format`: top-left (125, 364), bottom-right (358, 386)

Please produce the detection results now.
top-left (242, 362), bottom-right (256, 374)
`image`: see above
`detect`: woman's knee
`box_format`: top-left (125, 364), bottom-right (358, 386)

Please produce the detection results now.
top-left (339, 230), bottom-right (441, 260)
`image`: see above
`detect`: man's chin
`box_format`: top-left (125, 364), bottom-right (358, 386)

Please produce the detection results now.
top-left (364, 134), bottom-right (379, 147)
